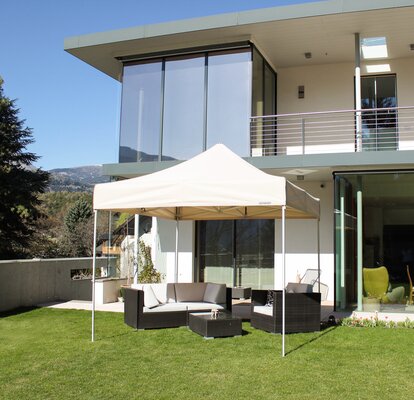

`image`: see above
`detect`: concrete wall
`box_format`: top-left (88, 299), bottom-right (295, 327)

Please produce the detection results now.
top-left (0, 257), bottom-right (108, 312)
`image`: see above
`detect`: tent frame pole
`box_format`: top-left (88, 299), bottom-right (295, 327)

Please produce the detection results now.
top-left (175, 214), bottom-right (179, 283)
top-left (134, 214), bottom-right (140, 284)
top-left (317, 218), bottom-right (321, 292)
top-left (282, 205), bottom-right (286, 357)
top-left (92, 210), bottom-right (98, 342)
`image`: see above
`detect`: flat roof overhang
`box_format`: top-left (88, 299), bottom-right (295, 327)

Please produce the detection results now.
top-left (102, 150), bottom-right (414, 182)
top-left (64, 0), bottom-right (414, 81)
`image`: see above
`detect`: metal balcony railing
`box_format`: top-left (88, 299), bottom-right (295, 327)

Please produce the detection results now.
top-left (250, 106), bottom-right (414, 157)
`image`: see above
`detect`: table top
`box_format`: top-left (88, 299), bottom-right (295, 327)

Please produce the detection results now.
top-left (189, 311), bottom-right (239, 322)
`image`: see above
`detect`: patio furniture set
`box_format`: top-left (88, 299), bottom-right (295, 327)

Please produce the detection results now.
top-left (124, 282), bottom-right (321, 339)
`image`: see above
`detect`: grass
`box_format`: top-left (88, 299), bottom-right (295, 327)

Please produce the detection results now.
top-left (1, 308), bottom-right (414, 400)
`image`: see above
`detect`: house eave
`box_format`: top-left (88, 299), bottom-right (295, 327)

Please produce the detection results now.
top-left (64, 0), bottom-right (414, 81)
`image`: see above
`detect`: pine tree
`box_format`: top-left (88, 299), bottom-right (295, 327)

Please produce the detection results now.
top-left (0, 77), bottom-right (49, 259)
top-left (62, 198), bottom-right (93, 257)
top-left (64, 198), bottom-right (92, 233)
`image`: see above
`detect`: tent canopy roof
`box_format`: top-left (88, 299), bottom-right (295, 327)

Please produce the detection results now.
top-left (93, 144), bottom-right (320, 220)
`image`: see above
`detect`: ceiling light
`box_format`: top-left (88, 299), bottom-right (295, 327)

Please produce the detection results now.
top-left (366, 64), bottom-right (391, 73)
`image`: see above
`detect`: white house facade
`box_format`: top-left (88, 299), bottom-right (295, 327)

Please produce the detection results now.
top-left (65, 0), bottom-right (414, 312)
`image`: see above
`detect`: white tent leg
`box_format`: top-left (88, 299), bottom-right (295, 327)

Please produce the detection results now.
top-left (175, 219), bottom-right (179, 283)
top-left (134, 214), bottom-right (139, 284)
top-left (92, 210), bottom-right (98, 342)
top-left (282, 205), bottom-right (286, 357)
top-left (317, 218), bottom-right (321, 293)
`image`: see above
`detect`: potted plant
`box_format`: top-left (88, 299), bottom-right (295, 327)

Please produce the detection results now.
top-left (118, 287), bottom-right (125, 303)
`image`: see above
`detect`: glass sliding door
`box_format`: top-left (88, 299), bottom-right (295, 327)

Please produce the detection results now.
top-left (198, 220), bottom-right (234, 287)
top-left (361, 75), bottom-right (397, 151)
top-left (235, 219), bottom-right (275, 289)
top-left (334, 175), bottom-right (357, 310)
top-left (335, 171), bottom-right (414, 313)
top-left (198, 219), bottom-right (274, 289)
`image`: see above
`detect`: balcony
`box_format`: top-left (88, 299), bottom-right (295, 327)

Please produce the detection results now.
top-left (250, 106), bottom-right (414, 157)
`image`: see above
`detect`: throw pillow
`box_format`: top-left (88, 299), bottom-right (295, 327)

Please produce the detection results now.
top-left (203, 283), bottom-right (226, 304)
top-left (143, 285), bottom-right (159, 309)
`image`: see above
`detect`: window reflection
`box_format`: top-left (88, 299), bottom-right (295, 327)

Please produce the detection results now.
top-left (119, 62), bottom-right (162, 162)
top-left (198, 219), bottom-right (274, 289)
top-left (119, 45), bottom-right (276, 162)
top-left (162, 56), bottom-right (205, 161)
top-left (207, 50), bottom-right (251, 156)
top-left (335, 172), bottom-right (414, 312)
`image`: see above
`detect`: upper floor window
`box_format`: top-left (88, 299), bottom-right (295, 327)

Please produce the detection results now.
top-left (119, 45), bottom-right (275, 162)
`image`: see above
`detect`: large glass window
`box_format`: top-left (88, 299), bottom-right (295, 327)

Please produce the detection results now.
top-left (198, 219), bottom-right (274, 289)
top-left (162, 56), bottom-right (205, 160)
top-left (335, 172), bottom-right (414, 313)
top-left (119, 45), bottom-right (276, 162)
top-left (206, 50), bottom-right (251, 156)
top-left (251, 49), bottom-right (277, 156)
top-left (119, 61), bottom-right (162, 162)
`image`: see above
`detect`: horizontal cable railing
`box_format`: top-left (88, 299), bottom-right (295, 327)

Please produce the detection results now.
top-left (250, 106), bottom-right (414, 157)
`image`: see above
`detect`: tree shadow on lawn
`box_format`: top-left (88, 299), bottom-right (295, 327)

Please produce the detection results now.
top-left (285, 324), bottom-right (338, 356)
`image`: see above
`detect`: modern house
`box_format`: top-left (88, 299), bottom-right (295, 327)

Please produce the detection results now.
top-left (65, 0), bottom-right (414, 313)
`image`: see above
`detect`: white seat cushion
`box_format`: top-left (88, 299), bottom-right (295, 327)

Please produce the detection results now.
top-left (178, 302), bottom-right (225, 311)
top-left (131, 283), bottom-right (169, 304)
top-left (253, 305), bottom-right (273, 316)
top-left (143, 302), bottom-right (225, 313)
top-left (143, 303), bottom-right (188, 313)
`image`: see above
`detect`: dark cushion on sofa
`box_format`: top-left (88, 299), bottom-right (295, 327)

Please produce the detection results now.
top-left (203, 283), bottom-right (226, 304)
top-left (174, 283), bottom-right (207, 302)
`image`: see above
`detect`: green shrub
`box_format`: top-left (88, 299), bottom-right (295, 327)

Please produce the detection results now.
top-left (341, 314), bottom-right (414, 329)
top-left (137, 240), bottom-right (163, 283)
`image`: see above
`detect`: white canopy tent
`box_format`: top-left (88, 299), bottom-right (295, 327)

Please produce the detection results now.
top-left (92, 144), bottom-right (320, 356)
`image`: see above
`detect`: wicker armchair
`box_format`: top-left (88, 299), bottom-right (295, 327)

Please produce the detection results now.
top-left (250, 290), bottom-right (321, 334)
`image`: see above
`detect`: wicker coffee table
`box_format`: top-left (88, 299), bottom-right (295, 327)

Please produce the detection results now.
top-left (188, 312), bottom-right (242, 339)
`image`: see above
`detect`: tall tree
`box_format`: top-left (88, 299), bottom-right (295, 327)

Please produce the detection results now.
top-left (62, 198), bottom-right (94, 257)
top-left (0, 77), bottom-right (49, 259)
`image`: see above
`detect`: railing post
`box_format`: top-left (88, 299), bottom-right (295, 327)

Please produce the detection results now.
top-left (301, 118), bottom-right (305, 155)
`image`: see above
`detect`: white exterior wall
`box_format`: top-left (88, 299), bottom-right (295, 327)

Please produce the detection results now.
top-left (276, 58), bottom-right (414, 154)
top-left (277, 62), bottom-right (355, 155)
top-left (274, 181), bottom-right (334, 301)
top-left (277, 62), bottom-right (355, 114)
top-left (277, 57), bottom-right (414, 113)
top-left (154, 219), bottom-right (194, 283)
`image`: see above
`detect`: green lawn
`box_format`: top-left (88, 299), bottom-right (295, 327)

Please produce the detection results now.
top-left (1, 308), bottom-right (413, 400)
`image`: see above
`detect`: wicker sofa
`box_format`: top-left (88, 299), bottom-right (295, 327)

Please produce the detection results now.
top-left (250, 289), bottom-right (321, 333)
top-left (124, 282), bottom-right (232, 329)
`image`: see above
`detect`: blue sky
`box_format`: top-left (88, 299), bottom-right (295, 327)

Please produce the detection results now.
top-left (1, 0), bottom-right (319, 170)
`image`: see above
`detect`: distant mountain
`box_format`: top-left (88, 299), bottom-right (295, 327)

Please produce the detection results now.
top-left (47, 165), bottom-right (109, 192)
